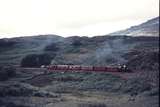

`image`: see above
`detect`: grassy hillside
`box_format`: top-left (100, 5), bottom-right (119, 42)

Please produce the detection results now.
top-left (0, 35), bottom-right (159, 107)
top-left (0, 35), bottom-right (159, 71)
top-left (0, 35), bottom-right (63, 65)
top-left (110, 17), bottom-right (159, 36)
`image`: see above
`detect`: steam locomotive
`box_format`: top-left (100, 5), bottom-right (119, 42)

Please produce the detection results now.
top-left (42, 64), bottom-right (132, 73)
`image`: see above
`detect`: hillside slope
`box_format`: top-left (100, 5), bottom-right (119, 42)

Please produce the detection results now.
top-left (0, 35), bottom-right (63, 65)
top-left (110, 17), bottom-right (159, 36)
top-left (0, 35), bottom-right (159, 71)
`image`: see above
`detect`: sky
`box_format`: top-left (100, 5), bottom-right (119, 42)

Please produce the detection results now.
top-left (0, 0), bottom-right (159, 38)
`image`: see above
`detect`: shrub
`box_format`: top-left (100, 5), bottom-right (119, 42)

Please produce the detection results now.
top-left (0, 39), bottom-right (17, 52)
top-left (0, 39), bottom-right (16, 47)
top-left (44, 43), bottom-right (59, 51)
top-left (78, 103), bottom-right (107, 107)
top-left (72, 40), bottom-right (82, 47)
top-left (21, 53), bottom-right (52, 67)
top-left (0, 66), bottom-right (16, 81)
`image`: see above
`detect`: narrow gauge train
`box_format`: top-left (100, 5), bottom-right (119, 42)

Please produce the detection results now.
top-left (44, 65), bottom-right (131, 73)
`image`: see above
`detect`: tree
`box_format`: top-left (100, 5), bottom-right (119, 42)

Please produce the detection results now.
top-left (21, 53), bottom-right (52, 67)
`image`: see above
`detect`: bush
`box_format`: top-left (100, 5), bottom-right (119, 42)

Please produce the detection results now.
top-left (0, 100), bottom-right (29, 107)
top-left (44, 43), bottom-right (59, 51)
top-left (72, 40), bottom-right (82, 47)
top-left (0, 66), bottom-right (16, 81)
top-left (0, 39), bottom-right (16, 47)
top-left (0, 39), bottom-right (17, 52)
top-left (21, 53), bottom-right (52, 67)
top-left (78, 103), bottom-right (107, 107)
top-left (0, 83), bottom-right (58, 98)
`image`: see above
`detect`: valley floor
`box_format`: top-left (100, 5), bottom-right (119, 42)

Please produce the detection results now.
top-left (0, 91), bottom-right (159, 107)
top-left (0, 67), bottom-right (159, 107)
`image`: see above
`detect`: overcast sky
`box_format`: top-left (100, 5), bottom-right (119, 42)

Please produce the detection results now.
top-left (0, 0), bottom-right (159, 38)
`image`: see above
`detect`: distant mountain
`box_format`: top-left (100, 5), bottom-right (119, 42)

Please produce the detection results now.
top-left (110, 17), bottom-right (159, 36)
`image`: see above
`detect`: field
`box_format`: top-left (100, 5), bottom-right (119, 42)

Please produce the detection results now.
top-left (0, 35), bottom-right (159, 107)
top-left (0, 66), bottom-right (159, 107)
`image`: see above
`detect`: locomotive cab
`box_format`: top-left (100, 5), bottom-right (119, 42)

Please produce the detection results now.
top-left (118, 64), bottom-right (132, 72)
